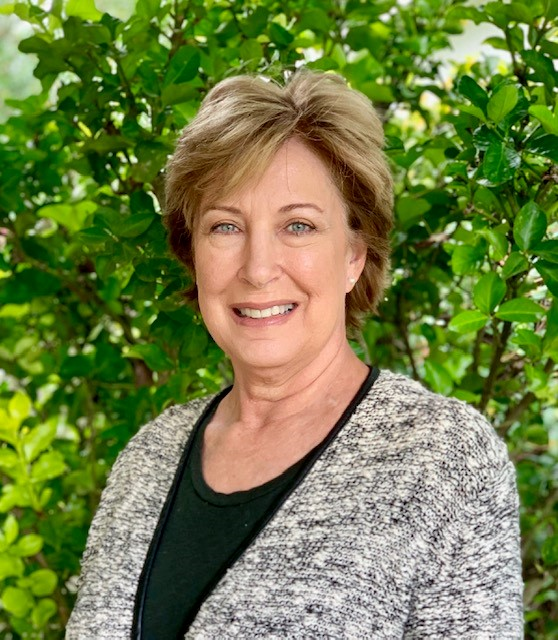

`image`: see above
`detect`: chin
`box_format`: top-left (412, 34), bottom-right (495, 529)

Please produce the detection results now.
top-left (228, 342), bottom-right (305, 372)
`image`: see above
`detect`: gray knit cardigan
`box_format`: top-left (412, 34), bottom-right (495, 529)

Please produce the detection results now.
top-left (66, 370), bottom-right (524, 639)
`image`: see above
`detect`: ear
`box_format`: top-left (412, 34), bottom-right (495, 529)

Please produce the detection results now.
top-left (345, 236), bottom-right (367, 292)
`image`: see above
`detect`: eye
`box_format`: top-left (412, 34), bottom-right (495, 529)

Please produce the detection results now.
top-left (287, 221), bottom-right (315, 235)
top-left (211, 222), bottom-right (240, 234)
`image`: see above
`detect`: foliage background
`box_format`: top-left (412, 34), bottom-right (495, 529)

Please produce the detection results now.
top-left (0, 0), bottom-right (557, 637)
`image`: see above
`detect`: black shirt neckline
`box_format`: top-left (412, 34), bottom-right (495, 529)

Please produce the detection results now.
top-left (191, 365), bottom-right (378, 506)
top-left (191, 412), bottom-right (318, 506)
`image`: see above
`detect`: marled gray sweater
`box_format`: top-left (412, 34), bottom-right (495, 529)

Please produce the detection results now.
top-left (66, 370), bottom-right (523, 639)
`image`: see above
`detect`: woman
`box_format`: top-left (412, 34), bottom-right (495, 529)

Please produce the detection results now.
top-left (66, 71), bottom-right (523, 638)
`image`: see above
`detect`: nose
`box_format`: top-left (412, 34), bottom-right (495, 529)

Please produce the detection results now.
top-left (238, 227), bottom-right (282, 288)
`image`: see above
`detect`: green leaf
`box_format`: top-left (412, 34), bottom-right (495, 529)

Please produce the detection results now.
top-left (0, 303), bottom-right (31, 319)
top-left (0, 586), bottom-right (34, 618)
top-left (542, 535), bottom-right (558, 565)
top-left (532, 240), bottom-right (558, 263)
top-left (297, 8), bottom-right (332, 33)
top-left (124, 344), bottom-right (174, 371)
top-left (359, 81), bottom-right (395, 104)
top-left (424, 361), bottom-right (453, 395)
top-left (501, 252), bottom-right (529, 279)
top-left (482, 141), bottom-right (521, 184)
top-left (487, 85), bottom-right (518, 124)
top-left (28, 569), bottom-right (58, 597)
top-left (0, 268), bottom-right (61, 304)
top-left (3, 514), bottom-right (19, 545)
top-left (8, 392), bottom-right (32, 423)
top-left (457, 103), bottom-right (487, 122)
top-left (548, 0), bottom-right (558, 20)
top-left (544, 301), bottom-right (558, 347)
top-left (504, 2), bottom-right (534, 22)
top-left (269, 22), bottom-right (294, 46)
top-left (163, 46), bottom-right (200, 86)
top-left (448, 310), bottom-right (489, 333)
top-left (119, 213), bottom-right (155, 238)
top-left (446, 5), bottom-right (488, 23)
top-left (541, 37), bottom-right (558, 58)
top-left (524, 133), bottom-right (558, 161)
top-left (306, 57), bottom-right (339, 72)
top-left (161, 83), bottom-right (198, 107)
top-left (59, 354), bottom-right (93, 379)
top-left (239, 40), bottom-right (263, 67)
top-left (0, 448), bottom-right (19, 474)
top-left (484, 1), bottom-right (509, 26)
top-left (395, 197), bottom-right (430, 230)
top-left (13, 534), bottom-right (43, 557)
top-left (483, 36), bottom-right (509, 51)
top-left (0, 553), bottom-right (24, 581)
top-left (136, 0), bottom-right (160, 19)
top-left (38, 201), bottom-right (96, 233)
top-left (77, 225), bottom-right (111, 245)
top-left (472, 125), bottom-right (501, 152)
top-left (484, 229), bottom-right (509, 261)
top-left (525, 425), bottom-right (547, 445)
top-left (457, 75), bottom-right (488, 111)
top-left (451, 244), bottom-right (485, 275)
top-left (0, 485), bottom-right (33, 512)
top-left (536, 260), bottom-right (558, 296)
top-left (473, 272), bottom-right (506, 314)
top-left (22, 422), bottom-right (57, 463)
top-left (32, 598), bottom-right (57, 629)
top-left (513, 201), bottom-right (547, 250)
top-left (513, 329), bottom-right (542, 356)
top-left (495, 298), bottom-right (545, 323)
top-left (66, 0), bottom-right (102, 20)
top-left (30, 451), bottom-right (67, 482)
top-left (528, 105), bottom-right (558, 135)
top-left (18, 35), bottom-right (51, 55)
top-left (240, 6), bottom-right (268, 37)
top-left (522, 49), bottom-right (557, 90)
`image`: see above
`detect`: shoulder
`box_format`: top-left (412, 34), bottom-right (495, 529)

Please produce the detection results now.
top-left (355, 369), bottom-right (513, 496)
top-left (108, 394), bottom-right (217, 481)
top-left (126, 394), bottom-right (214, 451)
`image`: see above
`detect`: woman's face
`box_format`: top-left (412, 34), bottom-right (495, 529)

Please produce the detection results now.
top-left (193, 138), bottom-right (366, 375)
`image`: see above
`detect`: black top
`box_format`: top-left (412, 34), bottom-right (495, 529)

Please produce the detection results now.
top-left (140, 402), bottom-right (313, 638)
top-left (137, 366), bottom-right (379, 639)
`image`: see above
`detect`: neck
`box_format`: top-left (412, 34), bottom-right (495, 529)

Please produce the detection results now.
top-left (220, 338), bottom-right (368, 432)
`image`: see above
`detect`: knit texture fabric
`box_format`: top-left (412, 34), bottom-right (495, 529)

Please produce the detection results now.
top-left (66, 370), bottom-right (524, 639)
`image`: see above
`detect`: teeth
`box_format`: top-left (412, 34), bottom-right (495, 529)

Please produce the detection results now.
top-left (238, 304), bottom-right (295, 318)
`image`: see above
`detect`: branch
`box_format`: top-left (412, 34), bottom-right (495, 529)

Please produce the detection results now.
top-left (395, 293), bottom-right (420, 380)
top-left (498, 358), bottom-right (555, 432)
top-left (471, 326), bottom-right (485, 374)
top-left (503, 26), bottom-right (527, 87)
top-left (478, 319), bottom-right (513, 412)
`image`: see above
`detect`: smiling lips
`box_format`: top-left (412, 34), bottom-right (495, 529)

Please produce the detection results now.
top-left (235, 303), bottom-right (296, 319)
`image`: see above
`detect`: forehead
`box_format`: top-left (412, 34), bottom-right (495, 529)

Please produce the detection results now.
top-left (201, 138), bottom-right (344, 211)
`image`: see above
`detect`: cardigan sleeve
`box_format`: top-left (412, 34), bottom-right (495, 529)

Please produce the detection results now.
top-left (404, 453), bottom-right (524, 638)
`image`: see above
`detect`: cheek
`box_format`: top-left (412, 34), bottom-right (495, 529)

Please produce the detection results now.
top-left (290, 243), bottom-right (348, 292)
top-left (193, 241), bottom-right (231, 290)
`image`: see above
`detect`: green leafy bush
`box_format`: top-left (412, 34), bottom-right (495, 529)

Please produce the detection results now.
top-left (0, 0), bottom-right (556, 637)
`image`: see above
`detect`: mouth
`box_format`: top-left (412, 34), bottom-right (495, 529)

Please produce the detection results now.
top-left (234, 303), bottom-right (297, 319)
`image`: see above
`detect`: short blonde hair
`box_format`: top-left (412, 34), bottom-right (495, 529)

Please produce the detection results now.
top-left (164, 70), bottom-right (393, 329)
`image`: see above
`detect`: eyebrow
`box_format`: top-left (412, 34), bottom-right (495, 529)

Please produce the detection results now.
top-left (279, 203), bottom-right (324, 214)
top-left (201, 202), bottom-right (324, 215)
